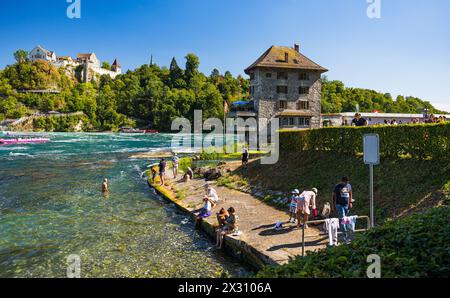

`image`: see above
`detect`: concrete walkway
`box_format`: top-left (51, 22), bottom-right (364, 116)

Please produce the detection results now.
top-left (151, 164), bottom-right (329, 267)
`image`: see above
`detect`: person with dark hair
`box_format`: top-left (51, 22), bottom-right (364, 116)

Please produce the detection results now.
top-left (332, 176), bottom-right (354, 241)
top-left (332, 176), bottom-right (353, 218)
top-left (158, 158), bottom-right (166, 186)
top-left (352, 113), bottom-right (368, 127)
top-left (172, 153), bottom-right (179, 179)
top-left (215, 207), bottom-right (238, 249)
top-left (216, 208), bottom-right (229, 228)
top-left (241, 146), bottom-right (249, 167)
top-left (195, 196), bottom-right (213, 227)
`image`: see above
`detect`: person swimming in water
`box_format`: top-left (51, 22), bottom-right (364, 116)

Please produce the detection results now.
top-left (102, 178), bottom-right (108, 193)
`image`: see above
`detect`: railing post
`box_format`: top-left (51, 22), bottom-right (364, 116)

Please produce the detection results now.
top-left (301, 224), bottom-right (305, 257)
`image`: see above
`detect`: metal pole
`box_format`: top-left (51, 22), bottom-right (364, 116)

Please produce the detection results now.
top-left (301, 224), bottom-right (305, 257)
top-left (369, 164), bottom-right (374, 228)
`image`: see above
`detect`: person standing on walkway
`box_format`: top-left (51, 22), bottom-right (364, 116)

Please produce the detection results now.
top-left (241, 146), bottom-right (249, 167)
top-left (332, 176), bottom-right (353, 219)
top-left (172, 153), bottom-right (179, 179)
top-left (288, 189), bottom-right (300, 223)
top-left (150, 165), bottom-right (158, 184)
top-left (297, 188), bottom-right (318, 229)
top-left (158, 158), bottom-right (167, 186)
top-left (332, 176), bottom-right (353, 242)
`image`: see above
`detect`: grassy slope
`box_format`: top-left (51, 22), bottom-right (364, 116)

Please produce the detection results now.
top-left (233, 151), bottom-right (449, 223)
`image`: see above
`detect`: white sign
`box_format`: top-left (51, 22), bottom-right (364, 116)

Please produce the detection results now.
top-left (364, 134), bottom-right (380, 165)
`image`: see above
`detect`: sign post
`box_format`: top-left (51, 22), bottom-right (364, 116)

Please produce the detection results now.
top-left (363, 134), bottom-right (380, 228)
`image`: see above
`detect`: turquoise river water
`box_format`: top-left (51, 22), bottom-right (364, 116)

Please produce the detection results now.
top-left (0, 132), bottom-right (251, 277)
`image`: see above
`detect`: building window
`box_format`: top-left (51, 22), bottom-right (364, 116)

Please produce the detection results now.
top-left (299, 87), bottom-right (310, 95)
top-left (297, 117), bottom-right (310, 126)
top-left (278, 100), bottom-right (287, 109)
top-left (277, 85), bottom-right (288, 94)
top-left (277, 72), bottom-right (288, 80)
top-left (281, 118), bottom-right (289, 126)
top-left (297, 100), bottom-right (309, 110)
top-left (299, 72), bottom-right (309, 81)
top-left (265, 73), bottom-right (272, 78)
top-left (289, 117), bottom-right (295, 125)
top-left (250, 72), bottom-right (255, 80)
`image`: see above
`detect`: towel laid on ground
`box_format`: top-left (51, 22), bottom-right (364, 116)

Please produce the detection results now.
top-left (324, 218), bottom-right (340, 246)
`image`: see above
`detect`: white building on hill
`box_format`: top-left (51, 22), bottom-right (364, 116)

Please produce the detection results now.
top-left (28, 45), bottom-right (121, 82)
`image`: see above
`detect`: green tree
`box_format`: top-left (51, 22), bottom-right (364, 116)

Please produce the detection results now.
top-left (185, 53), bottom-right (200, 86)
top-left (13, 49), bottom-right (29, 64)
top-left (169, 57), bottom-right (185, 88)
top-left (101, 61), bottom-right (111, 70)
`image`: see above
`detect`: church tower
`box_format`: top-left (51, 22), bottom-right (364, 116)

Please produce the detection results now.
top-left (111, 59), bottom-right (122, 74)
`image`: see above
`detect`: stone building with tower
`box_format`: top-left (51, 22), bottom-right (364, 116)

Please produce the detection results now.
top-left (244, 44), bottom-right (328, 129)
top-left (28, 45), bottom-right (121, 82)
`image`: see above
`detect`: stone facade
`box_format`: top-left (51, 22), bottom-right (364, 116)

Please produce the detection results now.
top-left (245, 45), bottom-right (327, 130)
top-left (250, 68), bottom-right (322, 128)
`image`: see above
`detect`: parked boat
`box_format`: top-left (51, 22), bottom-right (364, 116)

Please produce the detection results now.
top-left (0, 138), bottom-right (50, 145)
top-left (119, 127), bottom-right (159, 134)
top-left (144, 129), bottom-right (159, 134)
top-left (119, 127), bottom-right (146, 134)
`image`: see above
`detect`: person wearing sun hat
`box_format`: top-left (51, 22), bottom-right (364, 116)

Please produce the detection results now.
top-left (288, 189), bottom-right (300, 223)
top-left (297, 188), bottom-right (318, 229)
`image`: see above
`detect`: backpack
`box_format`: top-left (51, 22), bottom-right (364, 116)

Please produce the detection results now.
top-left (321, 202), bottom-right (331, 218)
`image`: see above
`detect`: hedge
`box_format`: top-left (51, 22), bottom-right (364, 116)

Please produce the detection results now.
top-left (279, 123), bottom-right (450, 160)
top-left (257, 205), bottom-right (450, 278)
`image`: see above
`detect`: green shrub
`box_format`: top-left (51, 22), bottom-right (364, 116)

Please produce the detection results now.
top-left (178, 157), bottom-right (193, 173)
top-left (257, 206), bottom-right (450, 278)
top-left (280, 123), bottom-right (450, 160)
top-left (32, 114), bottom-right (89, 132)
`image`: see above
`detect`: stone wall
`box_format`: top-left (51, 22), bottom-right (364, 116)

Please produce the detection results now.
top-left (250, 68), bottom-right (322, 128)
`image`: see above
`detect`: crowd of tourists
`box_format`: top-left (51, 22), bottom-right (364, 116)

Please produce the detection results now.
top-left (350, 113), bottom-right (448, 127)
top-left (148, 152), bottom-right (360, 249)
top-left (192, 183), bottom-right (239, 249)
top-left (286, 176), bottom-right (357, 244)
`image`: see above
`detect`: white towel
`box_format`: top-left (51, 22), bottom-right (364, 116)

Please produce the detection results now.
top-left (324, 218), bottom-right (340, 246)
top-left (341, 215), bottom-right (358, 232)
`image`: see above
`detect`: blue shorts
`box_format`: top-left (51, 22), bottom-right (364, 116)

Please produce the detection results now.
top-left (336, 204), bottom-right (349, 218)
top-left (198, 209), bottom-right (212, 218)
top-left (336, 204), bottom-right (349, 231)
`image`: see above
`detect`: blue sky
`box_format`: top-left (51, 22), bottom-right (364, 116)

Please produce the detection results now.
top-left (0, 0), bottom-right (449, 111)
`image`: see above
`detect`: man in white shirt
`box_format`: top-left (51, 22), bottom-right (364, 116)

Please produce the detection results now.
top-left (204, 183), bottom-right (219, 204)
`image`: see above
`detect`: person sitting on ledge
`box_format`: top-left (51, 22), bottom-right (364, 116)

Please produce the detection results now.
top-left (205, 184), bottom-right (219, 205)
top-left (215, 207), bottom-right (238, 249)
top-left (195, 196), bottom-right (213, 227)
top-left (183, 166), bottom-right (194, 182)
top-left (216, 208), bottom-right (229, 228)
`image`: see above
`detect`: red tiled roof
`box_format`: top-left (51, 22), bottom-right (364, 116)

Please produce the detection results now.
top-left (245, 45), bottom-right (328, 74)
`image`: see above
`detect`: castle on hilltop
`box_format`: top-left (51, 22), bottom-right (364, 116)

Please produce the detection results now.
top-left (28, 45), bottom-right (121, 82)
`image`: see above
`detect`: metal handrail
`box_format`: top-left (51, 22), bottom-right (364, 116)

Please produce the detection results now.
top-left (301, 215), bottom-right (370, 256)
